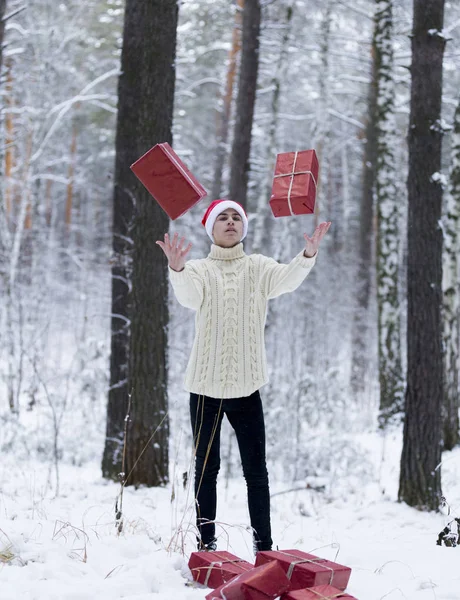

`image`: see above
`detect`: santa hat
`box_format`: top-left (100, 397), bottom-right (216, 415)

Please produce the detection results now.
top-left (201, 199), bottom-right (248, 243)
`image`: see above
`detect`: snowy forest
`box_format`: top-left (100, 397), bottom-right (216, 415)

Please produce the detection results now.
top-left (1, 0), bottom-right (460, 598)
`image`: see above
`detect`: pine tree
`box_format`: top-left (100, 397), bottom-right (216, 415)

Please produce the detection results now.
top-left (314, 0), bottom-right (334, 230)
top-left (229, 0), bottom-right (261, 210)
top-left (252, 0), bottom-right (294, 254)
top-left (0, 1), bottom-right (6, 70)
top-left (351, 7), bottom-right (378, 398)
top-left (211, 0), bottom-right (244, 201)
top-left (399, 0), bottom-right (446, 510)
top-left (102, 0), bottom-right (178, 485)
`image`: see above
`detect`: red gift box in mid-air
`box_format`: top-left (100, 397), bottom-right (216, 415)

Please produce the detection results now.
top-left (130, 142), bottom-right (207, 220)
top-left (255, 550), bottom-right (351, 592)
top-left (188, 550), bottom-right (253, 589)
top-left (281, 584), bottom-right (358, 599)
top-left (205, 560), bottom-right (290, 600)
top-left (270, 150), bottom-right (319, 217)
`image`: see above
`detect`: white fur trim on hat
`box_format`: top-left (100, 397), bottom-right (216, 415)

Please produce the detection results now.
top-left (204, 200), bottom-right (248, 243)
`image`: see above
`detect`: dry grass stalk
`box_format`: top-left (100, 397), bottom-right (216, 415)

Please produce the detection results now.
top-left (52, 520), bottom-right (89, 563)
top-left (115, 389), bottom-right (170, 535)
top-left (0, 544), bottom-right (15, 564)
top-left (104, 564), bottom-right (124, 579)
top-left (0, 528), bottom-right (21, 565)
top-left (115, 389), bottom-right (133, 535)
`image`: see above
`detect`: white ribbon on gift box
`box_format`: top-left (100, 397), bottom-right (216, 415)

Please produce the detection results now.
top-left (308, 588), bottom-right (346, 599)
top-left (211, 571), bottom-right (244, 600)
top-left (209, 562), bottom-right (282, 600)
top-left (192, 556), bottom-right (249, 587)
top-left (273, 150), bottom-right (318, 215)
top-left (276, 550), bottom-right (336, 585)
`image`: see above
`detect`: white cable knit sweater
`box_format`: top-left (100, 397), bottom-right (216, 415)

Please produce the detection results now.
top-left (168, 242), bottom-right (317, 399)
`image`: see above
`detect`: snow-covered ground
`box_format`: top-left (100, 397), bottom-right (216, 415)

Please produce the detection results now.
top-left (1, 429), bottom-right (459, 600)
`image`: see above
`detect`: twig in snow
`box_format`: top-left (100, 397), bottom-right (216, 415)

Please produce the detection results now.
top-left (115, 388), bottom-right (133, 535)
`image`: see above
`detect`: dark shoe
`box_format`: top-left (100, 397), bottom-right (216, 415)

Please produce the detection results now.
top-left (197, 538), bottom-right (217, 552)
top-left (253, 539), bottom-right (272, 554)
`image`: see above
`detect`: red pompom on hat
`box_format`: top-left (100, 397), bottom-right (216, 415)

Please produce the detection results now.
top-left (201, 199), bottom-right (248, 242)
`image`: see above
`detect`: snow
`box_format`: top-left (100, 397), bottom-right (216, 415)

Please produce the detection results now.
top-left (431, 172), bottom-right (448, 188)
top-left (430, 119), bottom-right (453, 134)
top-left (1, 431), bottom-right (460, 599)
top-left (427, 29), bottom-right (448, 40)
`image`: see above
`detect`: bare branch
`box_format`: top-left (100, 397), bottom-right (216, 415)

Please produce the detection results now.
top-left (336, 0), bottom-right (373, 20)
top-left (328, 108), bottom-right (366, 130)
top-left (3, 6), bottom-right (27, 22)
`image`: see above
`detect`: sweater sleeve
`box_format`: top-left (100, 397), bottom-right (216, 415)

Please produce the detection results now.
top-left (168, 261), bottom-right (204, 310)
top-left (260, 250), bottom-right (317, 300)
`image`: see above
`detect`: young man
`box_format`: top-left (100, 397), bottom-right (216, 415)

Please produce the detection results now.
top-left (156, 199), bottom-right (330, 553)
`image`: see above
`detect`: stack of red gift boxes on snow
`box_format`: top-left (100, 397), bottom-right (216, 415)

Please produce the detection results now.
top-left (130, 143), bottom-right (319, 221)
top-left (188, 548), bottom-right (357, 600)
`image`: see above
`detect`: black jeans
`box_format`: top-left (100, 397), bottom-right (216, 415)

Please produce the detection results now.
top-left (190, 390), bottom-right (272, 550)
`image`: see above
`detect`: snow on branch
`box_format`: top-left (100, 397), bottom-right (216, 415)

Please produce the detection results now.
top-left (79, 68), bottom-right (121, 97)
top-left (184, 77), bottom-right (222, 93)
top-left (328, 108), bottom-right (366, 130)
top-left (277, 112), bottom-right (315, 122)
top-left (88, 100), bottom-right (117, 114)
top-left (3, 46), bottom-right (26, 58)
top-left (30, 173), bottom-right (69, 185)
top-left (336, 0), bottom-right (373, 20)
top-left (30, 68), bottom-right (120, 164)
top-left (428, 29), bottom-right (450, 41)
top-left (430, 172), bottom-right (448, 188)
top-left (430, 119), bottom-right (453, 134)
top-left (445, 18), bottom-right (460, 35)
top-left (48, 93), bottom-right (114, 118)
top-left (5, 22), bottom-right (28, 36)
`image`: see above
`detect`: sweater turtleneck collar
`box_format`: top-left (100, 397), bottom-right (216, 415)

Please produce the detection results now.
top-left (208, 242), bottom-right (245, 260)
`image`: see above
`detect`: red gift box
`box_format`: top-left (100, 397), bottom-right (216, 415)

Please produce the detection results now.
top-left (188, 551), bottom-right (253, 589)
top-left (130, 142), bottom-right (207, 220)
top-left (269, 150), bottom-right (319, 217)
top-left (205, 560), bottom-right (290, 600)
top-left (255, 550), bottom-right (351, 592)
top-left (282, 584), bottom-right (358, 600)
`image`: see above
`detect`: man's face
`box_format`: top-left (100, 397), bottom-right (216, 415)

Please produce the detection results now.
top-left (212, 210), bottom-right (244, 247)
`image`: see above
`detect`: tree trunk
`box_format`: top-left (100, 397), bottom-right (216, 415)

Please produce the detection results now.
top-left (0, 0), bottom-right (7, 232)
top-left (65, 121), bottom-right (78, 232)
top-left (340, 120), bottom-right (350, 254)
top-left (314, 0), bottom-right (334, 230)
top-left (211, 0), bottom-right (244, 201)
top-left (0, 1), bottom-right (6, 70)
top-left (5, 57), bottom-right (14, 220)
top-left (374, 0), bottom-right (404, 427)
top-left (442, 96), bottom-right (460, 450)
top-left (0, 1), bottom-right (14, 413)
top-left (351, 35), bottom-right (378, 397)
top-left (399, 0), bottom-right (446, 510)
top-left (252, 1), bottom-right (294, 254)
top-left (102, 0), bottom-right (177, 486)
top-left (228, 0), bottom-right (261, 211)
